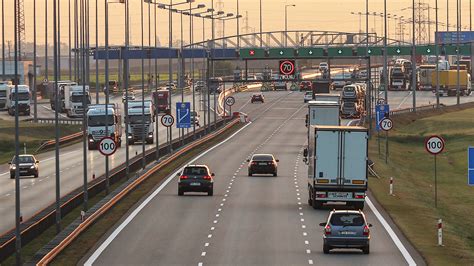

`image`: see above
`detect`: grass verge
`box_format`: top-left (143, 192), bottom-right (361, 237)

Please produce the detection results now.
top-left (368, 103), bottom-right (474, 265)
top-left (0, 119), bottom-right (80, 164)
top-left (1, 122), bottom-right (242, 265)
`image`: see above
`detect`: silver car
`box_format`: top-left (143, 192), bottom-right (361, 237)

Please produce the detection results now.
top-left (319, 210), bottom-right (372, 254)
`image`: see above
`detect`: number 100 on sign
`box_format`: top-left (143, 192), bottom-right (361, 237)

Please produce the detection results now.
top-left (425, 135), bottom-right (445, 155)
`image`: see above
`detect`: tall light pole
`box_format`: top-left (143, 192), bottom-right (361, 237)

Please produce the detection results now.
top-left (456, 0), bottom-right (461, 105)
top-left (412, 0), bottom-right (417, 112)
top-left (95, 0), bottom-right (99, 103)
top-left (237, 0), bottom-right (240, 48)
top-left (383, 1), bottom-right (388, 103)
top-left (33, 0), bottom-right (37, 122)
top-left (259, 0), bottom-right (263, 47)
top-left (45, 0), bottom-right (48, 82)
top-left (1, 0), bottom-right (4, 80)
top-left (435, 0), bottom-right (440, 108)
top-left (285, 4), bottom-right (295, 47)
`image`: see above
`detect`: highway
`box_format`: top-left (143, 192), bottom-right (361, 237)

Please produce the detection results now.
top-left (84, 91), bottom-right (420, 265)
top-left (0, 90), bottom-right (219, 234)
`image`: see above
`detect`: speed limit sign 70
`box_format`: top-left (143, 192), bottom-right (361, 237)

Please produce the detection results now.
top-left (425, 135), bottom-right (445, 155)
top-left (98, 137), bottom-right (117, 156)
top-left (161, 114), bottom-right (174, 127)
top-left (379, 118), bottom-right (393, 131)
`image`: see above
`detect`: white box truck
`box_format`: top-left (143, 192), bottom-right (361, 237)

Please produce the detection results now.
top-left (87, 104), bottom-right (122, 150)
top-left (6, 85), bottom-right (31, 116)
top-left (305, 125), bottom-right (368, 210)
top-left (126, 100), bottom-right (155, 145)
top-left (306, 100), bottom-right (340, 127)
top-left (65, 85), bottom-right (91, 118)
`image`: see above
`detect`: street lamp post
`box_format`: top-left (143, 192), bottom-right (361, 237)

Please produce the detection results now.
top-left (285, 4), bottom-right (295, 47)
top-left (412, 0), bottom-right (417, 112)
top-left (260, 0), bottom-right (263, 47)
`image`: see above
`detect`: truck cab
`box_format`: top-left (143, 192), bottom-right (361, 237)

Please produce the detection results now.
top-left (65, 85), bottom-right (91, 118)
top-left (87, 104), bottom-right (122, 150)
top-left (152, 89), bottom-right (170, 114)
top-left (6, 85), bottom-right (31, 116)
top-left (49, 81), bottom-right (77, 112)
top-left (126, 100), bottom-right (155, 145)
top-left (389, 67), bottom-right (408, 90)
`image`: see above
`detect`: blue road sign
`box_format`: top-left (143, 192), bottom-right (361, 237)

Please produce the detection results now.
top-left (469, 147), bottom-right (474, 186)
top-left (436, 31), bottom-right (474, 44)
top-left (176, 102), bottom-right (191, 129)
top-left (375, 104), bottom-right (390, 132)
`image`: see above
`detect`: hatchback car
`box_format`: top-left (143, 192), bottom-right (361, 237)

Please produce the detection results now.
top-left (9, 155), bottom-right (39, 179)
top-left (251, 93), bottom-right (264, 103)
top-left (247, 154), bottom-right (279, 176)
top-left (303, 91), bottom-right (313, 103)
top-left (178, 165), bottom-right (214, 196)
top-left (319, 210), bottom-right (372, 254)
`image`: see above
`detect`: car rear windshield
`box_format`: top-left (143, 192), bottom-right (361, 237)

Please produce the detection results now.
top-left (183, 167), bottom-right (208, 176)
top-left (330, 213), bottom-right (365, 226)
top-left (344, 87), bottom-right (355, 92)
top-left (252, 155), bottom-right (273, 161)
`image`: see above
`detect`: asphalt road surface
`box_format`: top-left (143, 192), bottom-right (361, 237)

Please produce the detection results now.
top-left (0, 90), bottom-right (219, 234)
top-left (84, 91), bottom-right (421, 266)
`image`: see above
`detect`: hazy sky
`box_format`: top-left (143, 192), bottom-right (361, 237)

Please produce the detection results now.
top-left (2, 0), bottom-right (474, 47)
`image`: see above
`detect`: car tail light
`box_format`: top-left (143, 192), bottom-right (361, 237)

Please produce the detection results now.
top-left (180, 175), bottom-right (188, 180)
top-left (363, 225), bottom-right (370, 236)
top-left (251, 162), bottom-right (257, 165)
top-left (316, 192), bottom-right (326, 198)
top-left (355, 193), bottom-right (365, 199)
top-left (268, 161), bottom-right (274, 165)
top-left (203, 175), bottom-right (212, 180)
top-left (324, 225), bottom-right (332, 235)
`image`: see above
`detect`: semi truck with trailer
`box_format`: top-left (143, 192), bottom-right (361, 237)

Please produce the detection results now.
top-left (431, 70), bottom-right (472, 96)
top-left (64, 85), bottom-right (91, 118)
top-left (418, 65), bottom-right (436, 91)
top-left (87, 104), bottom-right (122, 150)
top-left (305, 125), bottom-right (368, 210)
top-left (48, 81), bottom-right (77, 112)
top-left (6, 85), bottom-right (31, 116)
top-left (126, 100), bottom-right (155, 145)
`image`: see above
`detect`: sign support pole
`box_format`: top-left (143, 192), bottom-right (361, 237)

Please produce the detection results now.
top-left (435, 154), bottom-right (438, 208)
top-left (385, 130), bottom-right (389, 163)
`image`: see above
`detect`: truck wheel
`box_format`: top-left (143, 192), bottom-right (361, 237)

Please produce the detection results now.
top-left (312, 200), bottom-right (323, 210)
top-left (34, 171), bottom-right (39, 178)
top-left (88, 143), bottom-right (95, 150)
top-left (178, 188), bottom-right (184, 196)
top-left (147, 138), bottom-right (154, 144)
top-left (10, 173), bottom-right (14, 179)
top-left (117, 138), bottom-right (122, 147)
top-left (308, 190), bottom-right (313, 206)
top-left (353, 201), bottom-right (365, 210)
top-left (208, 189), bottom-right (214, 196)
top-left (129, 140), bottom-right (134, 145)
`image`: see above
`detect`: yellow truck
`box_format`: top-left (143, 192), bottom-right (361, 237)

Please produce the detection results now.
top-left (431, 70), bottom-right (472, 96)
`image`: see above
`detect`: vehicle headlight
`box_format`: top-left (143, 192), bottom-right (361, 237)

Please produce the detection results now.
top-left (30, 165), bottom-right (35, 169)
top-left (10, 165), bottom-right (16, 170)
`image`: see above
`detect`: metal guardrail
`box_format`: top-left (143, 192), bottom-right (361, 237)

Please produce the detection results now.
top-left (0, 118), bottom-right (234, 263)
top-left (34, 118), bottom-right (241, 265)
top-left (35, 132), bottom-right (83, 153)
top-left (389, 104), bottom-right (439, 117)
top-left (34, 117), bottom-right (83, 125)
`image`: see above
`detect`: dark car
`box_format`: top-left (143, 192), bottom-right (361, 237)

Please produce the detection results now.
top-left (251, 93), bottom-right (264, 103)
top-left (247, 154), bottom-right (279, 176)
top-left (300, 81), bottom-right (312, 91)
top-left (178, 165), bottom-right (214, 196)
top-left (319, 210), bottom-right (372, 254)
top-left (9, 155), bottom-right (39, 179)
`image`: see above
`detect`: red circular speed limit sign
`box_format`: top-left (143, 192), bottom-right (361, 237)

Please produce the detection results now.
top-left (379, 118), bottom-right (393, 131)
top-left (98, 137), bottom-right (117, 156)
top-left (279, 60), bottom-right (296, 76)
top-left (425, 135), bottom-right (445, 155)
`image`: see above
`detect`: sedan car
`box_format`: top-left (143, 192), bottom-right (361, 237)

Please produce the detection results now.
top-left (178, 165), bottom-right (214, 196)
top-left (247, 154), bottom-right (279, 176)
top-left (251, 93), bottom-right (264, 103)
top-left (300, 81), bottom-right (312, 91)
top-left (319, 210), bottom-right (372, 254)
top-left (9, 154), bottom-right (39, 179)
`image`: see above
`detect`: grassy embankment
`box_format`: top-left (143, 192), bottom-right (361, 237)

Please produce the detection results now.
top-left (0, 119), bottom-right (80, 164)
top-left (369, 103), bottom-right (474, 265)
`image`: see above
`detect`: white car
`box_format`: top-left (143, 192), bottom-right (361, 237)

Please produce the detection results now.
top-left (319, 62), bottom-right (329, 72)
top-left (122, 91), bottom-right (136, 102)
top-left (304, 91), bottom-right (313, 103)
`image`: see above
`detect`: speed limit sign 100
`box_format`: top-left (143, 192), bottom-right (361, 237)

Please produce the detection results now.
top-left (98, 137), bottom-right (117, 156)
top-left (425, 135), bottom-right (445, 155)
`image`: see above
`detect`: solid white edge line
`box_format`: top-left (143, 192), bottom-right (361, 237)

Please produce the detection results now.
top-left (366, 196), bottom-right (416, 266)
top-left (84, 121), bottom-right (253, 265)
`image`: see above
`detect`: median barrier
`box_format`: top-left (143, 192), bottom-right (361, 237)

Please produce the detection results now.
top-left (35, 132), bottom-right (83, 153)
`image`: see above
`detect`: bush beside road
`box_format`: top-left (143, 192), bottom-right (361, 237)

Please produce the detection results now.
top-left (368, 104), bottom-right (474, 265)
